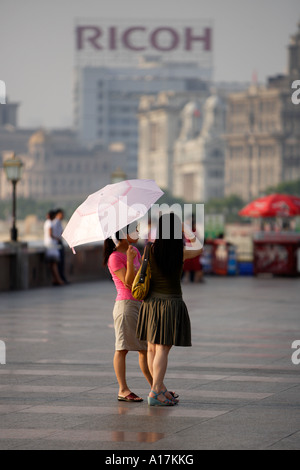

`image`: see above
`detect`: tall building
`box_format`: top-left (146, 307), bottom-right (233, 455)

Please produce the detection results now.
top-left (137, 89), bottom-right (228, 202)
top-left (137, 89), bottom-right (209, 191)
top-left (173, 93), bottom-right (227, 202)
top-left (0, 99), bottom-right (19, 127)
top-left (74, 20), bottom-right (213, 179)
top-left (224, 23), bottom-right (300, 201)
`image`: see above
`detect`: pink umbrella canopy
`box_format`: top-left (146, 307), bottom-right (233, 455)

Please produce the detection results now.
top-left (62, 179), bottom-right (164, 251)
top-left (239, 194), bottom-right (300, 218)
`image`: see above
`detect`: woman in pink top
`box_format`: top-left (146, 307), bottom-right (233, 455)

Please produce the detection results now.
top-left (103, 224), bottom-right (152, 402)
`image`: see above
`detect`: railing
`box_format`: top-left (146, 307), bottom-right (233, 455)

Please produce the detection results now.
top-left (0, 242), bottom-right (111, 292)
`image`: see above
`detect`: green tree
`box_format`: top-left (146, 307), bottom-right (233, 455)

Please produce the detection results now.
top-left (265, 179), bottom-right (300, 196)
top-left (205, 194), bottom-right (245, 223)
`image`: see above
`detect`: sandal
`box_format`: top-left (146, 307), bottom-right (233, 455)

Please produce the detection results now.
top-left (164, 389), bottom-right (179, 399)
top-left (118, 392), bottom-right (143, 402)
top-left (148, 390), bottom-right (176, 406)
top-left (162, 389), bottom-right (179, 403)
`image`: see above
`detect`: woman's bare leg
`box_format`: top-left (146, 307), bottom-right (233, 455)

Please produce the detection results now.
top-left (138, 350), bottom-right (152, 387)
top-left (147, 342), bottom-right (156, 377)
top-left (150, 344), bottom-right (172, 402)
top-left (114, 350), bottom-right (131, 397)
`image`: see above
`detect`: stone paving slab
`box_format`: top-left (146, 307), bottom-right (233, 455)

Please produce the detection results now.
top-left (0, 276), bottom-right (299, 450)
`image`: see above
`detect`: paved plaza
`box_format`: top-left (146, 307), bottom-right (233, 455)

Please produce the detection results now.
top-left (0, 276), bottom-right (299, 450)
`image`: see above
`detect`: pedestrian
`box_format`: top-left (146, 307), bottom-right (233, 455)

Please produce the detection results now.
top-left (52, 208), bottom-right (69, 284)
top-left (136, 213), bottom-right (203, 406)
top-left (43, 210), bottom-right (64, 286)
top-left (103, 223), bottom-right (152, 402)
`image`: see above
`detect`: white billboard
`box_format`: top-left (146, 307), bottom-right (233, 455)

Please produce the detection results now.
top-left (75, 19), bottom-right (213, 70)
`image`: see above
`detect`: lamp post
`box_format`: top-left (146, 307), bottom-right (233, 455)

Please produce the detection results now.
top-left (3, 153), bottom-right (23, 242)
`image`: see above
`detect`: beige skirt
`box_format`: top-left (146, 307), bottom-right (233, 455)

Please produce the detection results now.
top-left (136, 292), bottom-right (192, 347)
top-left (113, 300), bottom-right (148, 351)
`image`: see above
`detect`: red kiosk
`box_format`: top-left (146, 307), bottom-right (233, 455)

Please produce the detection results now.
top-left (253, 232), bottom-right (300, 276)
top-left (239, 194), bottom-right (300, 277)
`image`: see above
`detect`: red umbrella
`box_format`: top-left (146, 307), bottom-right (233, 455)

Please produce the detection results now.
top-left (239, 194), bottom-right (300, 218)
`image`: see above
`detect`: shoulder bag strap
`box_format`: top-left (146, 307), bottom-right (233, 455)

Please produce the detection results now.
top-left (139, 242), bottom-right (152, 283)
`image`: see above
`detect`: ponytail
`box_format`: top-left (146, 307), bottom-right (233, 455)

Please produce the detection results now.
top-left (103, 238), bottom-right (116, 266)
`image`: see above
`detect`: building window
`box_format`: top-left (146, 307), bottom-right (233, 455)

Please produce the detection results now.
top-left (212, 149), bottom-right (222, 158)
top-left (208, 169), bottom-right (223, 178)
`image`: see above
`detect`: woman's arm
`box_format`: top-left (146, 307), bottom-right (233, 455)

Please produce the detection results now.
top-left (113, 267), bottom-right (128, 287)
top-left (113, 246), bottom-right (138, 289)
top-left (125, 251), bottom-right (136, 287)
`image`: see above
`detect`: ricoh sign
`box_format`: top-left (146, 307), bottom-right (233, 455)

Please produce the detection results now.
top-left (75, 19), bottom-right (213, 69)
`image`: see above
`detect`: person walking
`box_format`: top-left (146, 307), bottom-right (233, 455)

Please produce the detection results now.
top-left (103, 223), bottom-right (152, 402)
top-left (136, 213), bottom-right (203, 406)
top-left (43, 210), bottom-right (64, 286)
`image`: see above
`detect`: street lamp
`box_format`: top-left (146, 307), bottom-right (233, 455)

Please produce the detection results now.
top-left (3, 153), bottom-right (23, 242)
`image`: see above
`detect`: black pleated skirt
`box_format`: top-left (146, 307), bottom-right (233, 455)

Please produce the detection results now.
top-left (136, 292), bottom-right (192, 347)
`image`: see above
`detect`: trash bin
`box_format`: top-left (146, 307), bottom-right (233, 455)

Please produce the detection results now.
top-left (227, 244), bottom-right (238, 275)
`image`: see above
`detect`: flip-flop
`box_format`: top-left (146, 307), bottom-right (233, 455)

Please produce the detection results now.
top-left (118, 392), bottom-right (143, 402)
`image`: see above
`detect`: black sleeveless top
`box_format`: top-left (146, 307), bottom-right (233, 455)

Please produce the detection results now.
top-left (148, 247), bottom-right (182, 296)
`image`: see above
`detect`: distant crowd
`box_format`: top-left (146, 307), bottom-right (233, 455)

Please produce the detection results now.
top-left (43, 209), bottom-right (68, 286)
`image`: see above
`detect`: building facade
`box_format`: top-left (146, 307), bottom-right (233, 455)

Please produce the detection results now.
top-left (137, 89), bottom-right (227, 202)
top-left (173, 93), bottom-right (227, 202)
top-left (0, 127), bottom-right (124, 202)
top-left (137, 90), bottom-right (209, 191)
top-left (225, 23), bottom-right (300, 201)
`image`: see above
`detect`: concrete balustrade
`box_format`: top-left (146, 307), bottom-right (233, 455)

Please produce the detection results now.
top-left (0, 243), bottom-right (111, 291)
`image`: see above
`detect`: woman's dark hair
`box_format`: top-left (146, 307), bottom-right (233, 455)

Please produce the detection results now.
top-left (47, 210), bottom-right (56, 221)
top-left (153, 213), bottom-right (184, 276)
top-left (102, 222), bottom-right (137, 266)
top-left (103, 230), bottom-right (121, 266)
top-left (103, 238), bottom-right (116, 266)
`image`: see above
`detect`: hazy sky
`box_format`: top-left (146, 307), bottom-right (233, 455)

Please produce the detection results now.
top-left (0, 0), bottom-right (299, 128)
